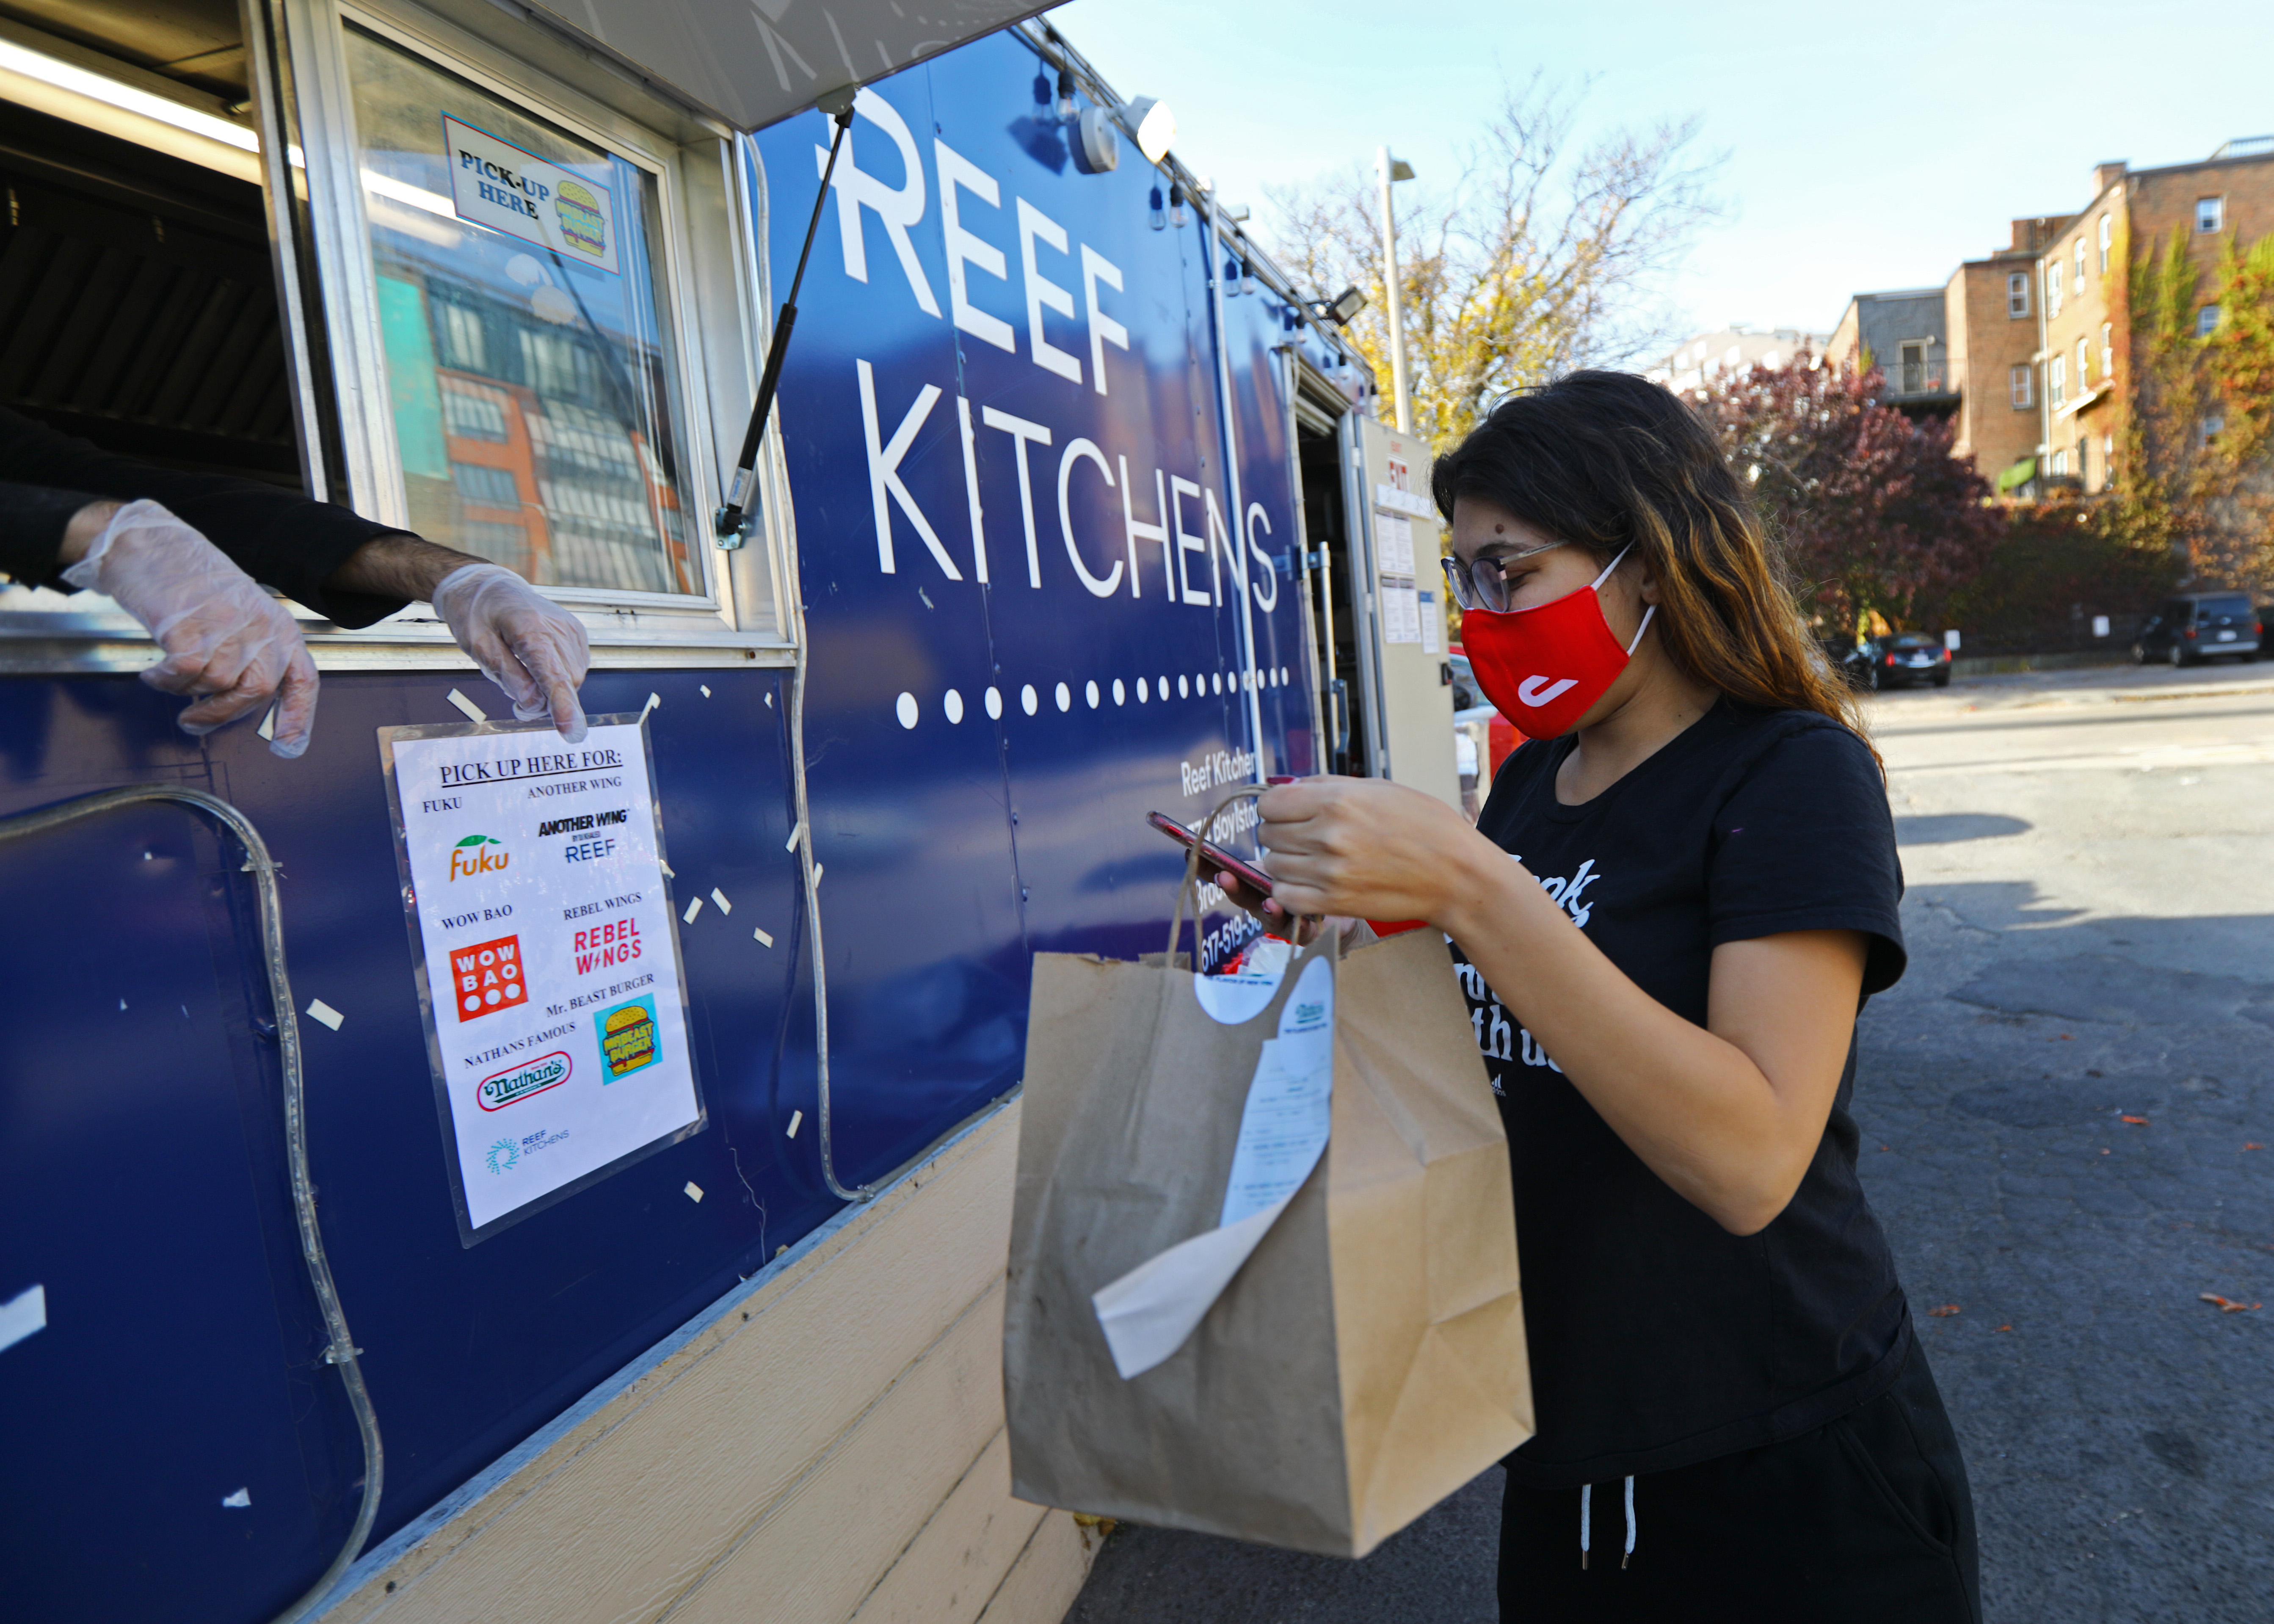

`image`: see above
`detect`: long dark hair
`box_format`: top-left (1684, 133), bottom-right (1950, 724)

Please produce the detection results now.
top-left (1431, 370), bottom-right (1863, 734)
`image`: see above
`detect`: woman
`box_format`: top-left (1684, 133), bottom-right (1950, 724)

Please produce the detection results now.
top-left (1232, 372), bottom-right (1978, 1621)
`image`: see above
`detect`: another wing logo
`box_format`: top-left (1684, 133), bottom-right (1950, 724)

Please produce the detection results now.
top-left (1515, 676), bottom-right (1579, 709)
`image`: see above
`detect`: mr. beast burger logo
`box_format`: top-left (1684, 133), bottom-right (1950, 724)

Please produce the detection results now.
top-left (452, 934), bottom-right (527, 1021)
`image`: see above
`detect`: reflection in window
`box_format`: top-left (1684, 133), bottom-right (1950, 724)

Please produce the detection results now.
top-left (452, 461), bottom-right (521, 507)
top-left (348, 29), bottom-right (698, 597)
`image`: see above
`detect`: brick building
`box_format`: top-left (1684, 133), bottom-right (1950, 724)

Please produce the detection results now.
top-left (1933, 139), bottom-right (2274, 498)
top-left (1944, 219), bottom-right (2059, 489)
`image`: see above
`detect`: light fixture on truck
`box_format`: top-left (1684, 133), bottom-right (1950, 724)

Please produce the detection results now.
top-left (1318, 286), bottom-right (1369, 326)
top-left (1078, 106), bottom-right (1121, 172)
top-left (1123, 95), bottom-right (1177, 164)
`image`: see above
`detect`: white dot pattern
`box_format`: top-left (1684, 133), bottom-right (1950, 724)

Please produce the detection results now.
top-left (885, 664), bottom-right (1305, 730)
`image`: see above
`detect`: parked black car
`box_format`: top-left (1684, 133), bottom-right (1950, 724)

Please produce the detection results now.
top-left (2131, 593), bottom-right (2262, 666)
top-left (1836, 632), bottom-right (1953, 690)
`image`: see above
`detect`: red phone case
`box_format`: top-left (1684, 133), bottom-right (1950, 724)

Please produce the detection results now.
top-left (1146, 811), bottom-right (1274, 895)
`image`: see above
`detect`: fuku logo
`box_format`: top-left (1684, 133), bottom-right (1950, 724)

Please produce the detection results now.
top-left (1515, 676), bottom-right (1579, 709)
top-left (448, 834), bottom-right (510, 881)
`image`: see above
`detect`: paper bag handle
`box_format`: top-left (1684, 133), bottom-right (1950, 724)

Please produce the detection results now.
top-left (1166, 784), bottom-right (1302, 964)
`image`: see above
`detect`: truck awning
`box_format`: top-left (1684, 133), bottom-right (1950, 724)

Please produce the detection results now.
top-left (522, 0), bottom-right (1057, 131)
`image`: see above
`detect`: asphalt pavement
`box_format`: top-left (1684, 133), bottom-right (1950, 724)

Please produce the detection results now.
top-left (1065, 658), bottom-right (2274, 1623)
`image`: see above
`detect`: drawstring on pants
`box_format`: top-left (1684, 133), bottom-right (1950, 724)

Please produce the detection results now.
top-left (1579, 1477), bottom-right (1637, 1569)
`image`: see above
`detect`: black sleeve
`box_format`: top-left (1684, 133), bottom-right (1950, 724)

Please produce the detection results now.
top-left (1706, 719), bottom-right (1907, 995)
top-left (0, 408), bottom-right (412, 627)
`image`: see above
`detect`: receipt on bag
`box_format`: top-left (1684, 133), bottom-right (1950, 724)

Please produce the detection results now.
top-left (1093, 955), bottom-right (1336, 1379)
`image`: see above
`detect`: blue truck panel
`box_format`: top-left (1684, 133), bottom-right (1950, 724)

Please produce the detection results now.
top-left (0, 24), bottom-right (1335, 1621)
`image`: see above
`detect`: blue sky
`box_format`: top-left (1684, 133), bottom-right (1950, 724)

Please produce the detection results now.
top-left (1049, 0), bottom-right (2274, 358)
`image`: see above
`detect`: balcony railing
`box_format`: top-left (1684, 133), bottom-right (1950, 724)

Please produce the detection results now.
top-left (1888, 357), bottom-right (1957, 398)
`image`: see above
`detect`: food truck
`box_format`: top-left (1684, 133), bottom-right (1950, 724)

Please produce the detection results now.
top-left (0, 3), bottom-right (1459, 1619)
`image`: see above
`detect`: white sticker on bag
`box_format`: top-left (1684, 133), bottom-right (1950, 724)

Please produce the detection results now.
top-left (1218, 956), bottom-right (1336, 1226)
top-left (1192, 933), bottom-right (1291, 1025)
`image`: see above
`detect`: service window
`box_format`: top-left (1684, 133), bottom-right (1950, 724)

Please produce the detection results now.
top-left (344, 26), bottom-right (703, 600)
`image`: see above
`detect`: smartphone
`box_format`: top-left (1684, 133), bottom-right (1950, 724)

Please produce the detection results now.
top-left (1146, 810), bottom-right (1275, 897)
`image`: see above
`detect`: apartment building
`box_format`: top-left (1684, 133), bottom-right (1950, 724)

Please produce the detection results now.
top-left (1945, 218), bottom-right (2060, 488)
top-left (1646, 325), bottom-right (1827, 393)
top-left (2033, 140), bottom-right (2274, 496)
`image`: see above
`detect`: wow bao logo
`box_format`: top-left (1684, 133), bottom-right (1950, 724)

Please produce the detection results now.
top-left (448, 834), bottom-right (509, 882)
top-left (597, 994), bottom-right (661, 1082)
top-left (452, 933), bottom-right (527, 1022)
top-left (476, 1050), bottom-right (571, 1111)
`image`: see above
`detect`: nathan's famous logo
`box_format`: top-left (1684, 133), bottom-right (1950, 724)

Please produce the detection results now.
top-left (477, 1050), bottom-right (571, 1111)
top-left (448, 833), bottom-right (509, 881)
top-left (596, 994), bottom-right (661, 1082)
top-left (555, 180), bottom-right (605, 259)
top-left (452, 934), bottom-right (527, 1021)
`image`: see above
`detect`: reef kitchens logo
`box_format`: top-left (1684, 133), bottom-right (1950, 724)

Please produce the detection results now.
top-left (448, 834), bottom-right (510, 881)
top-left (476, 1050), bottom-right (571, 1111)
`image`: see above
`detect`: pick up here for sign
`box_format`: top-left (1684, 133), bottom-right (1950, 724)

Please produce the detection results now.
top-left (381, 715), bottom-right (701, 1241)
top-left (441, 113), bottom-right (620, 276)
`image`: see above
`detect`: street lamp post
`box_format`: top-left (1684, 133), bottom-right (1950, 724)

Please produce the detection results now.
top-left (1375, 146), bottom-right (1416, 435)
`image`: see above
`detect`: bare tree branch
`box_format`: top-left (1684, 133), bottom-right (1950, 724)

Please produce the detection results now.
top-left (1264, 73), bottom-right (1722, 445)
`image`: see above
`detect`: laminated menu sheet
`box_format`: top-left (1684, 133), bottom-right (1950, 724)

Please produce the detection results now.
top-left (380, 714), bottom-right (703, 1242)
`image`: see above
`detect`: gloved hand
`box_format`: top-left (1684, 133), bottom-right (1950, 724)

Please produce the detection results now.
top-left (62, 499), bottom-right (319, 758)
top-left (431, 562), bottom-right (590, 743)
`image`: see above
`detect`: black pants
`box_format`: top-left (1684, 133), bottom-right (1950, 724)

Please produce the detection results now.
top-left (1499, 1342), bottom-right (1979, 1623)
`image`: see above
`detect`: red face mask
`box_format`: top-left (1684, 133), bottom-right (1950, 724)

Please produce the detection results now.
top-left (1463, 546), bottom-right (1654, 737)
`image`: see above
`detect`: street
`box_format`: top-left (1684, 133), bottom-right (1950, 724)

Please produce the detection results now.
top-left (1068, 661), bottom-right (2274, 1622)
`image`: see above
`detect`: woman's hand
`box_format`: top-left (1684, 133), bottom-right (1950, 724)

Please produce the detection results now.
top-left (1244, 776), bottom-right (1502, 929)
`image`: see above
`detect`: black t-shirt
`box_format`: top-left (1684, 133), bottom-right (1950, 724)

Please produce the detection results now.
top-left (1455, 699), bottom-right (1912, 1489)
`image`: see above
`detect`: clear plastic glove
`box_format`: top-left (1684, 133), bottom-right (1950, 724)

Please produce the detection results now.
top-left (431, 562), bottom-right (590, 743)
top-left (61, 499), bottom-right (318, 758)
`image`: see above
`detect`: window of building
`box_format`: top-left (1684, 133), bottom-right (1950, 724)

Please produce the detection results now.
top-left (2075, 238), bottom-right (2087, 290)
top-left (452, 460), bottom-right (522, 508)
top-left (2077, 337), bottom-right (2090, 386)
top-left (2009, 363), bottom-right (2033, 408)
top-left (2076, 437), bottom-right (2089, 484)
top-left (2098, 214), bottom-right (2111, 273)
top-left (349, 28), bottom-right (702, 598)
top-left (2050, 449), bottom-right (2069, 476)
top-left (2198, 196), bottom-right (2225, 233)
top-left (2103, 432), bottom-right (2114, 475)
top-left (2007, 271), bottom-right (2030, 318)
top-left (441, 381), bottom-right (510, 442)
top-left (1899, 340), bottom-right (1926, 394)
top-left (2048, 261), bottom-right (2064, 317)
top-left (2199, 305), bottom-right (2222, 337)
top-left (2050, 353), bottom-right (2066, 408)
top-left (2101, 321), bottom-right (2114, 379)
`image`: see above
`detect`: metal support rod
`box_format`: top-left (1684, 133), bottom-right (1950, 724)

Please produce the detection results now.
top-left (1204, 187), bottom-right (1268, 775)
top-left (715, 93), bottom-right (857, 546)
top-left (0, 786), bottom-right (381, 1624)
top-left (1375, 145), bottom-right (1413, 436)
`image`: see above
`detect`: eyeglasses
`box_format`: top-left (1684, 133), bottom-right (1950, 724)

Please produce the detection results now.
top-left (1439, 540), bottom-right (1566, 613)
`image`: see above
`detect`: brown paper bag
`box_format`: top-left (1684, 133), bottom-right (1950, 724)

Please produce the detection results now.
top-left (1004, 918), bottom-right (1533, 1557)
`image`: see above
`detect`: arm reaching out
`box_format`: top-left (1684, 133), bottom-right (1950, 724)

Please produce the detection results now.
top-left (62, 499), bottom-right (319, 758)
